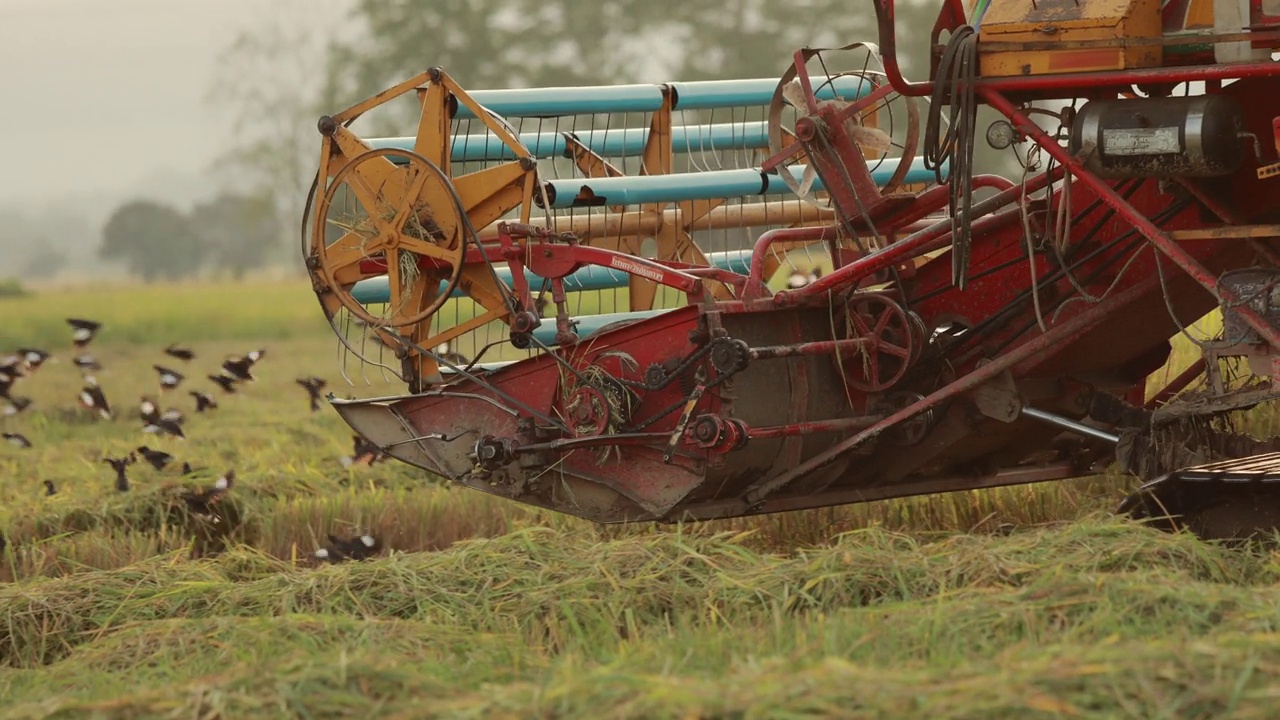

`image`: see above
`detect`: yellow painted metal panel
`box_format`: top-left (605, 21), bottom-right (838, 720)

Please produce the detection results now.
top-left (978, 0), bottom-right (1163, 76)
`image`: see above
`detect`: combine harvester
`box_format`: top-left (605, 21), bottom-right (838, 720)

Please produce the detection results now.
top-left (303, 0), bottom-right (1280, 539)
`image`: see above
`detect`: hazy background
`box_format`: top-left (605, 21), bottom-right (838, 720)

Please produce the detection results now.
top-left (0, 0), bottom-right (948, 287)
top-left (0, 0), bottom-right (359, 283)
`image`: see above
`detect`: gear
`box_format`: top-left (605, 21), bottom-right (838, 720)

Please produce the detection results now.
top-left (710, 338), bottom-right (750, 376)
top-left (644, 363), bottom-right (667, 388)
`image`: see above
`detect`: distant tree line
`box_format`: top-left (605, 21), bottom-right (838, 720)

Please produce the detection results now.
top-left (99, 193), bottom-right (277, 283)
top-left (149, 0), bottom-right (1010, 285)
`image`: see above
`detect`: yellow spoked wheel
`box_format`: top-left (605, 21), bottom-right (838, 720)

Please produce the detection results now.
top-left (311, 146), bottom-right (468, 329)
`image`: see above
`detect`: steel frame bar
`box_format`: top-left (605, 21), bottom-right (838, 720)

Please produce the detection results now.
top-left (775, 165), bottom-right (1064, 304)
top-left (745, 226), bottom-right (841, 298)
top-left (741, 272), bottom-right (1161, 507)
top-left (980, 87), bottom-right (1280, 352)
top-left (744, 415), bottom-right (886, 440)
top-left (1146, 358), bottom-right (1208, 409)
top-left (749, 337), bottom-right (873, 360)
top-left (1175, 178), bottom-right (1280, 266)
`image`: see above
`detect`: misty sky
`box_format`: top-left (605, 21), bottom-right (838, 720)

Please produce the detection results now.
top-left (0, 0), bottom-right (355, 205)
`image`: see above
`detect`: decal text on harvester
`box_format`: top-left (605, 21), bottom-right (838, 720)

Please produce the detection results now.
top-left (609, 256), bottom-right (665, 283)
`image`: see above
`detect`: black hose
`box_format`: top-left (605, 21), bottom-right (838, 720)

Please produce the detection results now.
top-left (923, 25), bottom-right (979, 290)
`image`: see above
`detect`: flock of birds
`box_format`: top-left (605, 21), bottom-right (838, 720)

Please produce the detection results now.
top-left (0, 318), bottom-right (389, 563)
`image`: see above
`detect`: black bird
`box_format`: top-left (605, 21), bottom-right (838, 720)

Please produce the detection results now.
top-left (154, 365), bottom-right (184, 392)
top-left (181, 461), bottom-right (199, 475)
top-left (433, 342), bottom-right (471, 367)
top-left (79, 384), bottom-right (111, 420)
top-left (3, 396), bottom-right (31, 416)
top-left (3, 432), bottom-right (32, 449)
top-left (163, 343), bottom-right (195, 361)
top-left (190, 390), bottom-right (218, 412)
top-left (42, 480), bottom-right (56, 496)
top-left (340, 434), bottom-right (385, 467)
top-left (180, 470), bottom-right (235, 517)
top-left (786, 268), bottom-right (823, 290)
top-left (143, 418), bottom-right (186, 440)
top-left (136, 446), bottom-right (174, 471)
top-left (0, 355), bottom-right (24, 379)
top-left (17, 348), bottom-right (49, 373)
top-left (73, 353), bottom-right (102, 373)
top-left (314, 532), bottom-right (382, 563)
top-left (67, 318), bottom-right (101, 348)
top-left (104, 454), bottom-right (135, 492)
top-left (208, 374), bottom-right (238, 394)
top-left (296, 377), bottom-right (327, 412)
top-left (221, 356), bottom-right (256, 382)
top-left (0, 372), bottom-right (14, 400)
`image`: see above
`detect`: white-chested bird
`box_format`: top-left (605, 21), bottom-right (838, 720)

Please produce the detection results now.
top-left (67, 318), bottom-right (101, 348)
top-left (79, 385), bottom-right (111, 420)
top-left (154, 365), bottom-right (184, 392)
top-left (3, 432), bottom-right (32, 449)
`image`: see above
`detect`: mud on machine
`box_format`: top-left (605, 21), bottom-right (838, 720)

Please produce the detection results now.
top-left (301, 0), bottom-right (1280, 539)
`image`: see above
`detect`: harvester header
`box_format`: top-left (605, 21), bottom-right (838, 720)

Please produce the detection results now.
top-left (302, 0), bottom-right (1280, 539)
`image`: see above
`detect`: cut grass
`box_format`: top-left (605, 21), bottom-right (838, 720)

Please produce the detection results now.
top-left (0, 279), bottom-right (1274, 718)
top-left (2, 519), bottom-right (1279, 717)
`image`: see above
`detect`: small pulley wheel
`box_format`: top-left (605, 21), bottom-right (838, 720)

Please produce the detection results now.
top-left (839, 292), bottom-right (916, 393)
top-left (877, 391), bottom-right (934, 446)
top-left (566, 386), bottom-right (610, 437)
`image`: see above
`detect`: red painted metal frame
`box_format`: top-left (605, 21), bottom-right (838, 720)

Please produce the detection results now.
top-left (744, 415), bottom-right (885, 440)
top-left (1146, 358), bottom-right (1209, 409)
top-left (775, 164), bottom-right (1064, 305)
top-left (742, 271), bottom-right (1162, 507)
top-left (979, 87), bottom-right (1280, 352)
top-left (358, 223), bottom-right (712, 301)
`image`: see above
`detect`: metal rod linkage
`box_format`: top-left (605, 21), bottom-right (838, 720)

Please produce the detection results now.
top-left (1020, 406), bottom-right (1120, 444)
top-left (741, 271), bottom-right (1160, 507)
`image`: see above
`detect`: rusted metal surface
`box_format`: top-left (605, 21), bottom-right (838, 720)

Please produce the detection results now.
top-left (741, 273), bottom-right (1160, 509)
top-left (982, 87), bottom-right (1280, 354)
top-left (309, 1), bottom-right (1280, 530)
top-left (1168, 226), bottom-right (1280, 241)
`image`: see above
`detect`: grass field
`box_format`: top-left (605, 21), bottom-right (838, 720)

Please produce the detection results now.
top-left (0, 279), bottom-right (1274, 718)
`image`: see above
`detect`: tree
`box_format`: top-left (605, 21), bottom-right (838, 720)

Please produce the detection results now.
top-left (320, 0), bottom-right (886, 104)
top-left (190, 193), bottom-right (279, 280)
top-left (207, 1), bottom-right (353, 273)
top-left (99, 200), bottom-right (206, 282)
top-left (22, 244), bottom-right (66, 281)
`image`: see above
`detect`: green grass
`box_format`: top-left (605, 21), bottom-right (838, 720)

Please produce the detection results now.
top-left (0, 279), bottom-right (1272, 718)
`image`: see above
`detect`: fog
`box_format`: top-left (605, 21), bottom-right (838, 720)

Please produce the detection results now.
top-left (0, 0), bottom-right (358, 281)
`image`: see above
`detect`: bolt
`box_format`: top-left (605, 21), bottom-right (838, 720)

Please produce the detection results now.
top-left (317, 115), bottom-right (337, 136)
top-left (795, 117), bottom-right (818, 142)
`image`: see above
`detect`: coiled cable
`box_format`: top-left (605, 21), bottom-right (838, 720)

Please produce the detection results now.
top-left (923, 25), bottom-right (979, 289)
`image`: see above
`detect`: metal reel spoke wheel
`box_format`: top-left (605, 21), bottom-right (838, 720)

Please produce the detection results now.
top-left (309, 147), bottom-right (467, 329)
top-left (839, 291), bottom-right (917, 393)
top-left (766, 47), bottom-right (921, 208)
